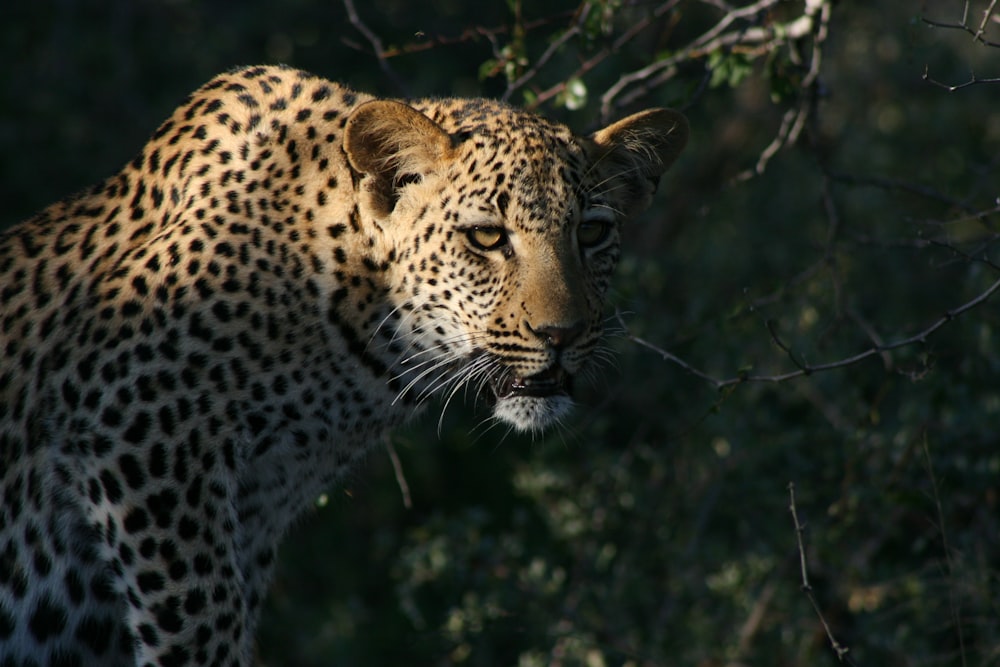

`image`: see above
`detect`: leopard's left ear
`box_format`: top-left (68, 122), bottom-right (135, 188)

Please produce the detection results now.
top-left (344, 100), bottom-right (455, 216)
top-left (589, 108), bottom-right (688, 217)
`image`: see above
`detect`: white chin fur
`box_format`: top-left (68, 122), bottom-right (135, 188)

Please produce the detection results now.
top-left (493, 395), bottom-right (574, 433)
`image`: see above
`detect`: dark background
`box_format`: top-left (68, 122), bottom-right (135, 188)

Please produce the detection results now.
top-left (2, 2), bottom-right (999, 665)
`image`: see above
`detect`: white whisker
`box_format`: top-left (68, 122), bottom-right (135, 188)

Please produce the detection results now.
top-left (364, 302), bottom-right (407, 352)
top-left (391, 330), bottom-right (490, 368)
top-left (393, 355), bottom-right (456, 406)
top-left (467, 413), bottom-right (508, 446)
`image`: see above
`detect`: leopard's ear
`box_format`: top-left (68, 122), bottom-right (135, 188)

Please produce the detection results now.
top-left (589, 108), bottom-right (688, 217)
top-left (344, 100), bottom-right (455, 216)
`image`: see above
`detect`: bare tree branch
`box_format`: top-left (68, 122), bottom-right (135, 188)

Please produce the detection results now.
top-left (616, 270), bottom-right (1000, 389)
top-left (523, 0), bottom-right (685, 110)
top-left (599, 0), bottom-right (833, 122)
top-left (922, 65), bottom-right (1000, 91)
top-left (826, 170), bottom-right (986, 213)
top-left (921, 436), bottom-right (968, 667)
top-left (342, 0), bottom-right (410, 95)
top-left (922, 0), bottom-right (1000, 48)
top-left (734, 0), bottom-right (831, 180)
top-left (788, 482), bottom-right (858, 665)
top-left (384, 433), bottom-right (412, 509)
top-left (599, 0), bottom-right (774, 118)
top-left (501, 2), bottom-right (592, 102)
top-left (921, 1), bottom-right (1000, 88)
top-left (977, 0), bottom-right (999, 41)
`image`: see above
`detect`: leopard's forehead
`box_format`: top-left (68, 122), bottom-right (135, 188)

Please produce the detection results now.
top-left (416, 99), bottom-right (591, 233)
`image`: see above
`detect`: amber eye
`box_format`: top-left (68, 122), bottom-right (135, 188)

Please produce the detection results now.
top-left (578, 218), bottom-right (611, 248)
top-left (467, 226), bottom-right (507, 251)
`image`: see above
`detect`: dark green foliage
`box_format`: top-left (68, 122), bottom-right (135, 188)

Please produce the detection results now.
top-left (3, 2), bottom-right (999, 665)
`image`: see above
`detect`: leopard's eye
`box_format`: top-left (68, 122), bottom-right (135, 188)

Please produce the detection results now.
top-left (467, 226), bottom-right (507, 251)
top-left (578, 218), bottom-right (612, 248)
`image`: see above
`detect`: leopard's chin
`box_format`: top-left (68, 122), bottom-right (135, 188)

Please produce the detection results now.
top-left (492, 394), bottom-right (575, 433)
top-left (489, 366), bottom-right (574, 432)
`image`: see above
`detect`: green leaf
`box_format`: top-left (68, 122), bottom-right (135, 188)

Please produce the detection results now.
top-left (556, 77), bottom-right (587, 110)
top-left (477, 59), bottom-right (499, 81)
top-left (708, 50), bottom-right (754, 89)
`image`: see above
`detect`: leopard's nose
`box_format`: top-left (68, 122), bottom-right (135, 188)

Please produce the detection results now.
top-left (529, 321), bottom-right (585, 350)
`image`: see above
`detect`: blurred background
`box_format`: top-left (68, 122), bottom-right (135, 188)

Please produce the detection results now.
top-left (2, 1), bottom-right (999, 665)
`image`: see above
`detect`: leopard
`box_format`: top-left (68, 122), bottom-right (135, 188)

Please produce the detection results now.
top-left (0, 64), bottom-right (687, 666)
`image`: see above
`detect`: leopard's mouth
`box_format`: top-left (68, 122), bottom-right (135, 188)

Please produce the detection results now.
top-left (492, 366), bottom-right (572, 399)
top-left (479, 358), bottom-right (578, 432)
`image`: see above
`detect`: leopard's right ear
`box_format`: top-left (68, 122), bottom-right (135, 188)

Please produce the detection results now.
top-left (344, 100), bottom-right (455, 216)
top-left (589, 108), bottom-right (688, 218)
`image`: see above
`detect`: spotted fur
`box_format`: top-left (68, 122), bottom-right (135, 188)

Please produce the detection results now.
top-left (0, 65), bottom-right (687, 665)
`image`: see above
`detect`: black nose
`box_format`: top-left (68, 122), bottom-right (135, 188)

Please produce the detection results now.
top-left (530, 321), bottom-right (585, 349)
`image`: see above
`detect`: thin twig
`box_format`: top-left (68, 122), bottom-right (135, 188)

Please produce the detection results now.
top-left (502, 2), bottom-right (592, 102)
top-left (976, 0), bottom-right (999, 42)
top-left (788, 482), bottom-right (858, 664)
top-left (922, 65), bottom-right (1000, 91)
top-left (526, 0), bottom-right (685, 110)
top-left (921, 1), bottom-right (1000, 87)
top-left (373, 13), bottom-right (576, 60)
top-left (846, 307), bottom-right (892, 370)
top-left (384, 433), bottom-right (412, 509)
top-left (342, 0), bottom-right (409, 95)
top-left (765, 319), bottom-right (810, 373)
top-left (826, 170), bottom-right (983, 213)
top-left (924, 234), bottom-right (1000, 272)
top-left (921, 436), bottom-right (968, 667)
top-left (733, 0), bottom-right (831, 180)
top-left (598, 0), bottom-right (833, 120)
top-left (733, 104), bottom-right (805, 181)
top-left (922, 6), bottom-right (1000, 48)
top-left (600, 0), bottom-right (786, 118)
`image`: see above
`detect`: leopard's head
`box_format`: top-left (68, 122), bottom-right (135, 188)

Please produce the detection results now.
top-left (344, 97), bottom-right (687, 433)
